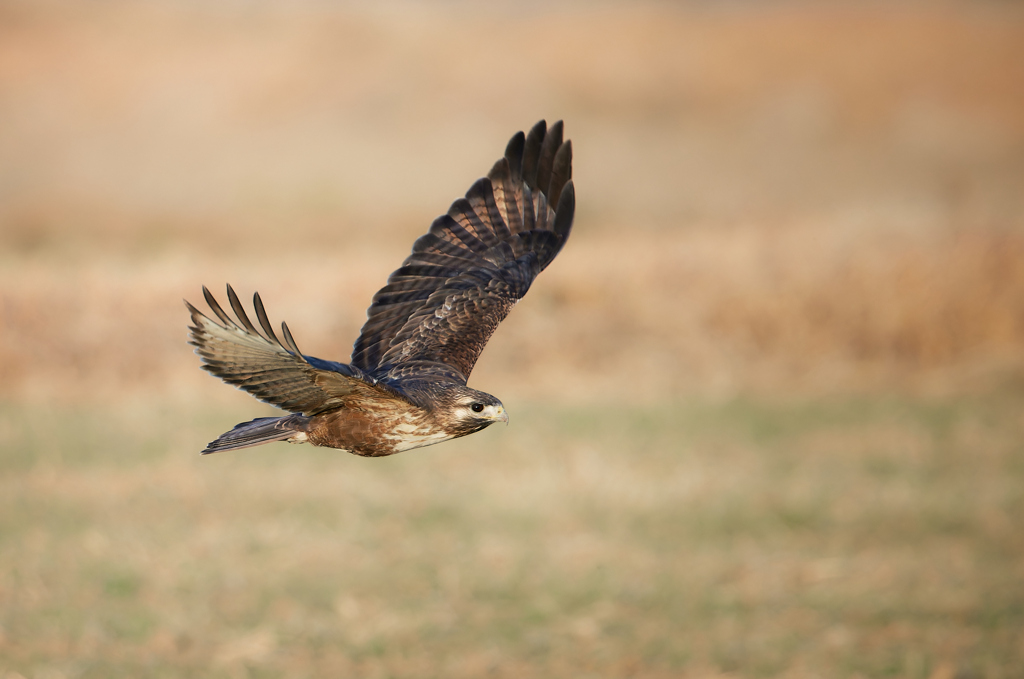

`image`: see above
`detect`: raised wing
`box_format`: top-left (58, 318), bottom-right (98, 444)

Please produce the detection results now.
top-left (351, 120), bottom-right (575, 382)
top-left (187, 285), bottom-right (383, 416)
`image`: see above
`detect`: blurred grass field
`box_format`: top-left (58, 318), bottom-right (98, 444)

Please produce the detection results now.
top-left (2, 1), bottom-right (1024, 677)
top-left (2, 394), bottom-right (1023, 678)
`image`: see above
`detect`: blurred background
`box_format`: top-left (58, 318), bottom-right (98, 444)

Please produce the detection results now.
top-left (1, 1), bottom-right (1022, 677)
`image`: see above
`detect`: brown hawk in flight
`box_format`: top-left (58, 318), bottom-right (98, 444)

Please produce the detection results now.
top-left (186, 120), bottom-right (574, 456)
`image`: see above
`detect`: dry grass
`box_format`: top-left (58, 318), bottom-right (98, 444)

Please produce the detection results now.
top-left (2, 1), bottom-right (1024, 677)
top-left (4, 224), bottom-right (1024, 407)
top-left (2, 395), bottom-right (1023, 678)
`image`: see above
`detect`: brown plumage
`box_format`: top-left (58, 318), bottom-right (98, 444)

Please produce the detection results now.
top-left (186, 120), bottom-right (574, 456)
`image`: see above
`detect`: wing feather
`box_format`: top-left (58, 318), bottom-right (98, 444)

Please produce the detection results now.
top-left (350, 120), bottom-right (574, 380)
top-left (187, 285), bottom-right (382, 415)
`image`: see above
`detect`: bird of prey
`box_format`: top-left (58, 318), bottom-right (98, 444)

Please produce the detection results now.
top-left (186, 120), bottom-right (574, 456)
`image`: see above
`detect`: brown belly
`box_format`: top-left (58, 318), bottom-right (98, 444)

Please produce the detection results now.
top-left (305, 405), bottom-right (449, 457)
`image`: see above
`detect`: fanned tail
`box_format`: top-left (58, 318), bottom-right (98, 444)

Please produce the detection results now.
top-left (202, 415), bottom-right (309, 455)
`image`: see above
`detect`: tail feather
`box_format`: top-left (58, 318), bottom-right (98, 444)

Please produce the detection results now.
top-left (202, 415), bottom-right (308, 455)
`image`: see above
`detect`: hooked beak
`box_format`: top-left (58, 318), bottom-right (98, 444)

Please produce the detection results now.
top-left (496, 405), bottom-right (509, 425)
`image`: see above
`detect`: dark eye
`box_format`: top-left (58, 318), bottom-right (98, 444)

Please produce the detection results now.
top-left (471, 403), bottom-right (485, 413)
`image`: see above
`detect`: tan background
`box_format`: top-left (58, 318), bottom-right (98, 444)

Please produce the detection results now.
top-left (1, 2), bottom-right (1023, 677)
top-left (2, 1), bottom-right (1023, 405)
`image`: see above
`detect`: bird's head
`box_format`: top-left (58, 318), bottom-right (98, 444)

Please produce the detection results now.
top-left (435, 384), bottom-right (508, 436)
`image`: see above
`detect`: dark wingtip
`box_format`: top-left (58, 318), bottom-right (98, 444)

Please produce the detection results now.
top-left (281, 320), bottom-right (303, 357)
top-left (504, 130), bottom-right (526, 182)
top-left (548, 138), bottom-right (572, 207)
top-left (201, 285), bottom-right (215, 309)
top-left (536, 120), bottom-right (563, 198)
top-left (252, 291), bottom-right (282, 345)
top-left (202, 285), bottom-right (234, 326)
top-left (522, 120), bottom-right (547, 190)
top-left (553, 180), bottom-right (575, 240)
top-left (227, 284), bottom-right (262, 336)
